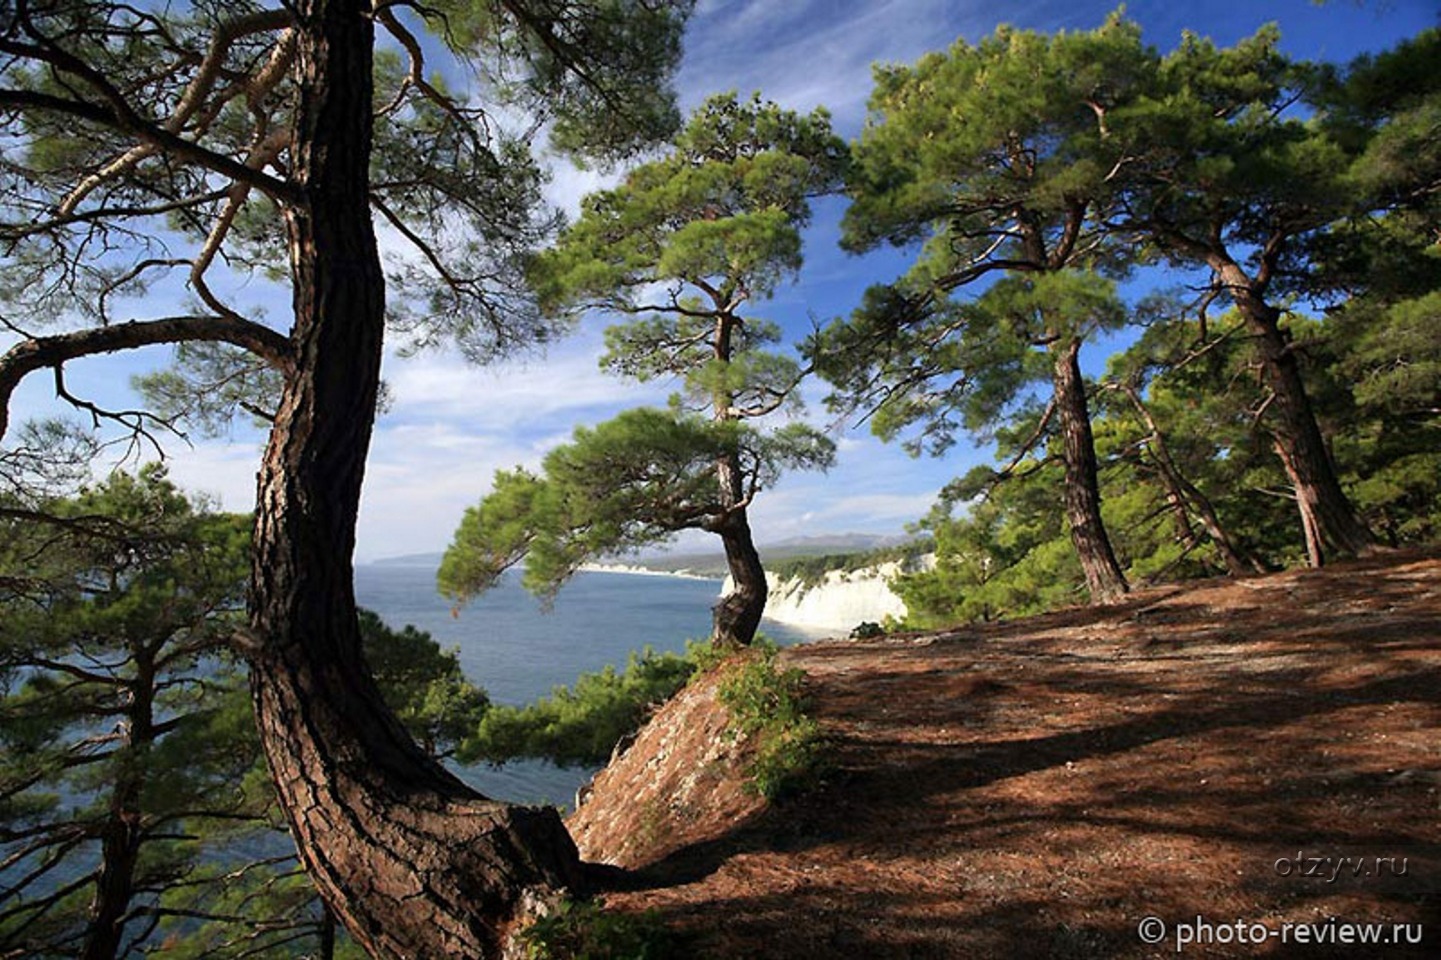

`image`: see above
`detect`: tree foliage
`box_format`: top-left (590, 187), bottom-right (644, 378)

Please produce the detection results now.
top-left (837, 12), bottom-right (1148, 277)
top-left (0, 0), bottom-right (694, 377)
top-left (0, 467), bottom-right (260, 958)
top-left (827, 15), bottom-right (1438, 621)
top-left (359, 610), bottom-right (490, 761)
top-left (0, 467), bottom-right (493, 958)
top-left (444, 94), bottom-right (843, 645)
top-left (461, 647), bottom-right (696, 768)
top-left (814, 15), bottom-right (1150, 602)
top-left (439, 407), bottom-right (832, 604)
top-left (896, 294), bottom-right (1441, 627)
top-left (1, 1), bottom-right (693, 952)
top-left (1099, 19), bottom-right (1400, 562)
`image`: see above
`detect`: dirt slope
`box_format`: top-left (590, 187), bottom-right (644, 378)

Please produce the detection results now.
top-left (570, 553), bottom-right (1440, 958)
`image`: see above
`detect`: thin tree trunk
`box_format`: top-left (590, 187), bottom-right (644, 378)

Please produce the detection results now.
top-left (81, 653), bottom-right (155, 960)
top-left (1215, 260), bottom-right (1380, 564)
top-left (1113, 383), bottom-right (1265, 576)
top-left (707, 310), bottom-right (766, 647)
top-left (246, 4), bottom-right (582, 957)
top-left (1052, 338), bottom-right (1129, 603)
top-left (1274, 438), bottom-right (1326, 568)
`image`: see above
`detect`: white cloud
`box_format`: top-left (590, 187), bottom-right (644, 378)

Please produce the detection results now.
top-left (673, 0), bottom-right (1008, 129)
top-left (380, 334), bottom-right (668, 427)
top-left (542, 157), bottom-right (624, 221)
top-left (160, 439), bottom-right (266, 515)
top-left (356, 423), bottom-right (535, 561)
top-left (352, 334), bottom-right (685, 560)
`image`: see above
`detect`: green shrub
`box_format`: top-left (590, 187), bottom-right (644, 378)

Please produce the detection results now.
top-left (715, 647), bottom-right (827, 800)
top-left (849, 620), bottom-right (885, 639)
top-left (458, 636), bottom-right (826, 802)
top-left (519, 899), bottom-right (675, 959)
top-left (459, 647), bottom-right (696, 767)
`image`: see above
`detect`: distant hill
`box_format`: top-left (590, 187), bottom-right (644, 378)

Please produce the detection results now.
top-left (634, 533), bottom-right (912, 577)
top-left (367, 534), bottom-right (913, 576)
top-left (366, 551), bottom-right (444, 568)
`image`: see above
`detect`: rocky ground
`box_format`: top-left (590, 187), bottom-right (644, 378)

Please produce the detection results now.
top-left (569, 552), bottom-right (1440, 958)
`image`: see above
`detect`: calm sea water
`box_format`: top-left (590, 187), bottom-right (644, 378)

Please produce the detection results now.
top-left (354, 562), bottom-right (822, 808)
top-left (5, 564), bottom-right (799, 915)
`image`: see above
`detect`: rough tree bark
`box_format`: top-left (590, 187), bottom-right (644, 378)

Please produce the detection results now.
top-left (1214, 259), bottom-right (1380, 566)
top-left (1052, 338), bottom-right (1130, 602)
top-left (711, 483), bottom-right (767, 648)
top-left (244, 3), bottom-right (582, 957)
top-left (705, 310), bottom-right (768, 647)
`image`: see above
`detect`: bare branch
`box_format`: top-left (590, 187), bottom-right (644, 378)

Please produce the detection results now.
top-left (376, 7), bottom-right (490, 146)
top-left (52, 365), bottom-right (181, 460)
top-left (0, 316), bottom-right (294, 440)
top-left (0, 193), bottom-right (227, 246)
top-left (0, 85), bottom-right (298, 205)
top-left (3, 7), bottom-right (299, 209)
top-left (192, 129), bottom-right (291, 322)
top-left (993, 394), bottom-right (1058, 482)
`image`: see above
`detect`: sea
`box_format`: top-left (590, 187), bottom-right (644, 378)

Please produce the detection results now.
top-left (354, 560), bottom-right (824, 809)
top-left (2, 562), bottom-right (816, 924)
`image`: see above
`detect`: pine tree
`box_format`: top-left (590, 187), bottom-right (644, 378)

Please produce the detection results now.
top-left (813, 15), bottom-right (1154, 602)
top-left (441, 94), bottom-right (844, 646)
top-left (0, 3), bottom-right (693, 951)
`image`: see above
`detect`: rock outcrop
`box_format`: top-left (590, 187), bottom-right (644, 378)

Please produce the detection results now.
top-left (722, 556), bottom-right (933, 635)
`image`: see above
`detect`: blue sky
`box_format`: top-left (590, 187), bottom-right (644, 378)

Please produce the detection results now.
top-left (6, 0), bottom-right (1436, 561)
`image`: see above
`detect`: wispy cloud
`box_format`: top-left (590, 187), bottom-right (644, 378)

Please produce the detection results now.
top-left (674, 0), bottom-right (1076, 131)
top-left (380, 334), bottom-right (666, 427)
top-left (162, 439), bottom-right (266, 515)
top-left (356, 422), bottom-right (540, 561)
top-left (348, 336), bottom-right (684, 558)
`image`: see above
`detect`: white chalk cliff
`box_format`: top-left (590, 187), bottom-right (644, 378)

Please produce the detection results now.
top-left (723, 556), bottom-right (933, 635)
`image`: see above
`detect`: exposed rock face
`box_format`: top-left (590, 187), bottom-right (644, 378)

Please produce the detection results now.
top-left (762, 563), bottom-right (908, 633)
top-left (567, 664), bottom-right (766, 869)
top-left (724, 556), bottom-right (934, 634)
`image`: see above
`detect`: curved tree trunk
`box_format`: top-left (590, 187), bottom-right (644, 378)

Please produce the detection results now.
top-left (713, 505), bottom-right (767, 648)
top-left (1052, 338), bottom-right (1129, 603)
top-left (1214, 261), bottom-right (1380, 565)
top-left (707, 309), bottom-right (767, 648)
top-left (711, 439), bottom-right (766, 647)
top-left (246, 4), bottom-right (582, 957)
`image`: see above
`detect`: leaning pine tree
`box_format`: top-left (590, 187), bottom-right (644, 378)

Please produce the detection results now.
top-left (812, 15), bottom-right (1154, 602)
top-left (1108, 24), bottom-right (1384, 564)
top-left (0, 2), bottom-right (692, 955)
top-left (440, 94), bottom-right (845, 647)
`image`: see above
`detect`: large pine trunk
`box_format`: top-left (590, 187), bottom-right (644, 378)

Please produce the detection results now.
top-left (1214, 262), bottom-right (1380, 565)
top-left (246, 4), bottom-right (582, 957)
top-left (1052, 338), bottom-right (1130, 603)
top-left (711, 450), bottom-right (766, 647)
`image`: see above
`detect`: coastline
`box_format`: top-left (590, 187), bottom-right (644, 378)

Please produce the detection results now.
top-left (578, 562), bottom-right (723, 582)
